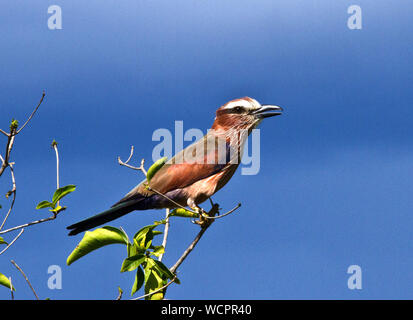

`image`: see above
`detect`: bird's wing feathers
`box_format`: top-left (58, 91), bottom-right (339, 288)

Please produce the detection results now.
top-left (114, 134), bottom-right (234, 205)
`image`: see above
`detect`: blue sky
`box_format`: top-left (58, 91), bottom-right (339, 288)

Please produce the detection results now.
top-left (0, 0), bottom-right (413, 299)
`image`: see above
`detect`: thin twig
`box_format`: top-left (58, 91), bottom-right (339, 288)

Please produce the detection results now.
top-left (52, 141), bottom-right (60, 206)
top-left (16, 91), bottom-right (46, 134)
top-left (9, 277), bottom-right (14, 300)
top-left (148, 187), bottom-right (199, 215)
top-left (0, 131), bottom-right (15, 178)
top-left (0, 92), bottom-right (45, 177)
top-left (158, 208), bottom-right (170, 262)
top-left (131, 276), bottom-right (177, 300)
top-left (0, 228), bottom-right (24, 256)
top-left (3, 132), bottom-right (15, 166)
top-left (10, 260), bottom-right (39, 300)
top-left (202, 203), bottom-right (241, 220)
top-left (0, 209), bottom-right (64, 235)
top-left (118, 146), bottom-right (147, 176)
top-left (169, 227), bottom-right (209, 274)
top-left (0, 164), bottom-right (17, 231)
top-left (116, 287), bottom-right (123, 300)
top-left (124, 146), bottom-right (134, 163)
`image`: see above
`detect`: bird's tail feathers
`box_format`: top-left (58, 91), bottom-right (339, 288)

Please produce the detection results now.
top-left (67, 199), bottom-right (142, 236)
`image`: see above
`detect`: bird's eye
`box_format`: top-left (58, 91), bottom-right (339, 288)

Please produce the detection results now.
top-left (233, 106), bottom-right (244, 113)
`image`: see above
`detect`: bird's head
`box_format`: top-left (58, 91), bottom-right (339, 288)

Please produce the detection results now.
top-left (211, 97), bottom-right (283, 132)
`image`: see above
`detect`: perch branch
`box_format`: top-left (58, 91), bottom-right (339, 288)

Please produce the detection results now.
top-left (169, 204), bottom-right (220, 274)
top-left (169, 227), bottom-right (208, 275)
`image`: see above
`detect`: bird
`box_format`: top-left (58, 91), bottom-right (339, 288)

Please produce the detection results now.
top-left (67, 97), bottom-right (283, 235)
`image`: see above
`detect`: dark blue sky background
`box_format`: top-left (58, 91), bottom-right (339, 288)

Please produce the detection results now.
top-left (1, 0), bottom-right (413, 299)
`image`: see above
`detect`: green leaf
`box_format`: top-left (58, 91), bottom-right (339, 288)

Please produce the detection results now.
top-left (127, 242), bottom-right (136, 257)
top-left (150, 245), bottom-right (165, 258)
top-left (146, 157), bottom-right (168, 183)
top-left (52, 185), bottom-right (76, 205)
top-left (120, 254), bottom-right (146, 273)
top-left (0, 236), bottom-right (7, 245)
top-left (36, 200), bottom-right (55, 210)
top-left (66, 226), bottom-right (128, 265)
top-left (143, 257), bottom-right (171, 299)
top-left (144, 269), bottom-right (164, 300)
top-left (10, 119), bottom-right (19, 131)
top-left (131, 266), bottom-right (144, 296)
top-left (152, 260), bottom-right (174, 279)
top-left (49, 205), bottom-right (66, 214)
top-left (169, 208), bottom-right (200, 218)
top-left (0, 273), bottom-right (15, 291)
top-left (133, 225), bottom-right (160, 250)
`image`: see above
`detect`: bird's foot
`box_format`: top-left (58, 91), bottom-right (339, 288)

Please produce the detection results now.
top-left (191, 206), bottom-right (213, 228)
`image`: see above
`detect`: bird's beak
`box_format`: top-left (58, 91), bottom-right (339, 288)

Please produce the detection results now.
top-left (252, 105), bottom-right (283, 119)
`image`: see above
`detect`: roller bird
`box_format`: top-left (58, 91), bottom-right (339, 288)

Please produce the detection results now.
top-left (67, 97), bottom-right (283, 235)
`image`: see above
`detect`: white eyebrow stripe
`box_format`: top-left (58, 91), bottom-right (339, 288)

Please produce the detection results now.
top-left (223, 98), bottom-right (260, 110)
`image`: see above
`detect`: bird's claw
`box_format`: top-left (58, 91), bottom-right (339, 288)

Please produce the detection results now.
top-left (190, 206), bottom-right (213, 228)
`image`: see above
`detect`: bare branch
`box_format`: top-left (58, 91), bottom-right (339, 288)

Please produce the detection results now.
top-left (52, 141), bottom-right (60, 206)
top-left (0, 164), bottom-right (17, 231)
top-left (124, 145), bottom-right (134, 163)
top-left (169, 226), bottom-right (209, 275)
top-left (118, 146), bottom-right (147, 176)
top-left (0, 92), bottom-right (45, 177)
top-left (0, 132), bottom-right (15, 178)
top-left (202, 203), bottom-right (241, 220)
top-left (158, 208), bottom-right (170, 262)
top-left (0, 228), bottom-right (24, 256)
top-left (0, 210), bottom-right (64, 235)
top-left (16, 91), bottom-right (45, 134)
top-left (10, 260), bottom-right (39, 300)
top-left (169, 204), bottom-right (220, 274)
